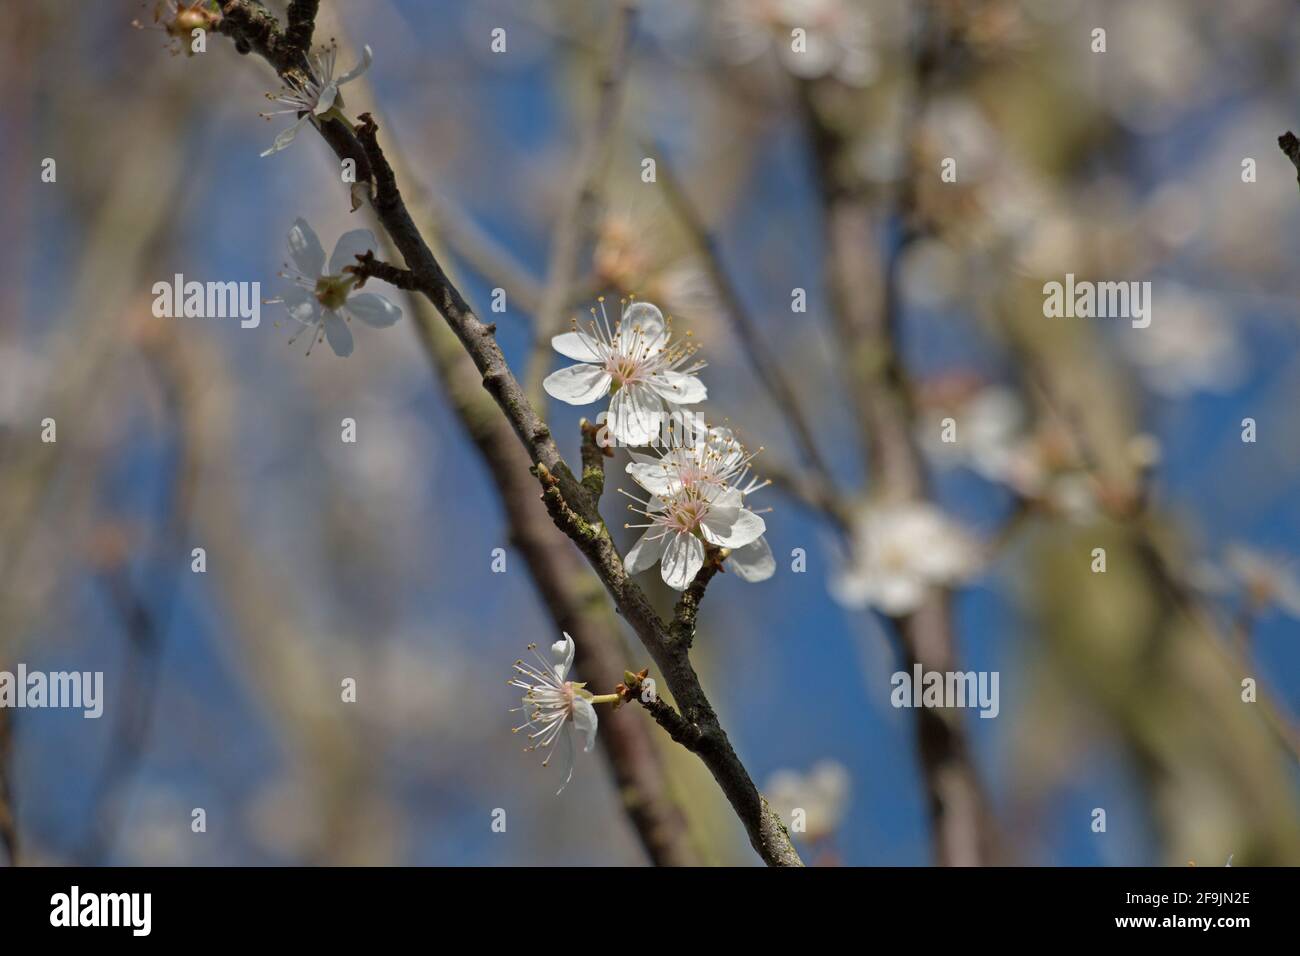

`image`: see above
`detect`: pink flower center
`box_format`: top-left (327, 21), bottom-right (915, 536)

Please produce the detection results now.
top-left (663, 496), bottom-right (708, 535)
top-left (606, 354), bottom-right (647, 387)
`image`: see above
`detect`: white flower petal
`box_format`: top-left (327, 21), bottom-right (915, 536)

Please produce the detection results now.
top-left (551, 331), bottom-right (604, 362)
top-left (701, 505), bottom-right (765, 549)
top-left (661, 533), bottom-right (704, 590)
top-left (618, 301), bottom-right (667, 353)
top-left (571, 697), bottom-right (598, 753)
top-left (314, 82), bottom-right (339, 115)
top-left (555, 727), bottom-right (576, 795)
top-left (623, 529), bottom-right (667, 575)
top-left (705, 486), bottom-right (744, 509)
top-left (649, 370), bottom-right (707, 405)
top-left (279, 285), bottom-right (321, 325)
top-left (552, 633), bottom-right (576, 680)
top-left (262, 114), bottom-right (313, 157)
top-left (286, 217), bottom-right (326, 277)
top-left (626, 461), bottom-right (680, 497)
top-left (344, 292), bottom-right (402, 327)
top-left (321, 310), bottom-right (354, 357)
top-left (329, 228), bottom-right (379, 275)
top-left (336, 44), bottom-right (373, 87)
top-left (543, 364), bottom-right (612, 405)
top-left (865, 569), bottom-right (928, 616)
top-left (728, 536), bottom-right (775, 582)
top-left (607, 384), bottom-right (663, 446)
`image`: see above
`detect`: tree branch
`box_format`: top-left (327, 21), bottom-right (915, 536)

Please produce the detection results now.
top-left (0, 710), bottom-right (16, 865)
top-left (1279, 131), bottom-right (1300, 189)
top-left (669, 552), bottom-right (723, 649)
top-left (579, 418), bottom-right (610, 499)
top-left (213, 0), bottom-right (800, 866)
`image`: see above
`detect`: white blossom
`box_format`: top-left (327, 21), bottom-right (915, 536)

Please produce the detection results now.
top-left (544, 299), bottom-right (707, 446)
top-left (766, 760), bottom-right (851, 843)
top-left (273, 218), bottom-right (402, 357)
top-left (920, 385), bottom-right (1027, 485)
top-left (717, 0), bottom-right (876, 86)
top-left (1224, 545), bottom-right (1300, 620)
top-left (1124, 285), bottom-right (1246, 397)
top-left (509, 634), bottom-right (598, 794)
top-left (627, 425), bottom-right (775, 582)
top-left (831, 502), bottom-right (979, 615)
top-left (620, 430), bottom-right (768, 590)
top-left (260, 42), bottom-right (373, 157)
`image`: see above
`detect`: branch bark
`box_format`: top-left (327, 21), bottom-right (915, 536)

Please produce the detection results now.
top-left (0, 710), bottom-right (16, 865)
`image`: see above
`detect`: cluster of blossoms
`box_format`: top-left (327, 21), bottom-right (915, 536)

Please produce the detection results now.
top-left (622, 425), bottom-right (775, 589)
top-left (916, 381), bottom-right (1100, 523)
top-left (544, 298), bottom-right (775, 590)
top-left (915, 377), bottom-right (1169, 526)
top-left (515, 300), bottom-right (777, 791)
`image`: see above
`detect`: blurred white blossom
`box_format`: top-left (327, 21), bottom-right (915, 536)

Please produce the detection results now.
top-left (717, 0), bottom-right (876, 86)
top-left (1124, 286), bottom-right (1245, 397)
top-left (1224, 544), bottom-right (1300, 620)
top-left (831, 501), bottom-right (979, 615)
top-left (766, 760), bottom-right (851, 842)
